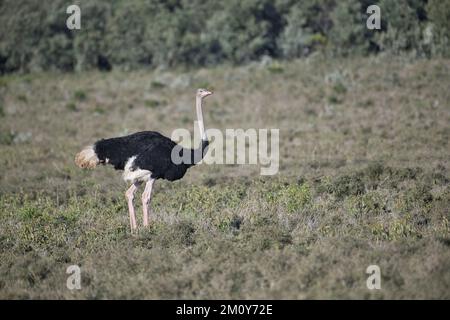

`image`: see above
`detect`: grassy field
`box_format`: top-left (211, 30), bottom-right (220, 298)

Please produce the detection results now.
top-left (0, 56), bottom-right (449, 299)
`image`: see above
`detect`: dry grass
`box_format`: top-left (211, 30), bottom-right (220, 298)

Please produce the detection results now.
top-left (0, 56), bottom-right (449, 299)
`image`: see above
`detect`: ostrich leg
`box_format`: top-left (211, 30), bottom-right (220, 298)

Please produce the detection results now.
top-left (142, 178), bottom-right (155, 227)
top-left (125, 183), bottom-right (140, 231)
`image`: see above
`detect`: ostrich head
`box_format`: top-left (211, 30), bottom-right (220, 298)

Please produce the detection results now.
top-left (197, 88), bottom-right (213, 99)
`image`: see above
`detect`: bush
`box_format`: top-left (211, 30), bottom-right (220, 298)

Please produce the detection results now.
top-left (204, 0), bottom-right (284, 63)
top-left (72, 0), bottom-right (112, 71)
top-left (329, 0), bottom-right (371, 56)
top-left (426, 0), bottom-right (450, 57)
top-left (374, 0), bottom-right (428, 56)
top-left (278, 0), bottom-right (334, 58)
top-left (0, 0), bottom-right (445, 73)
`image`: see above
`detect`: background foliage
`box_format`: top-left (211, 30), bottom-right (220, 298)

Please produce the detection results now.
top-left (1, 0), bottom-right (449, 73)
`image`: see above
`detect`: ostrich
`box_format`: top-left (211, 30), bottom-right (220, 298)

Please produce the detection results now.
top-left (75, 88), bottom-right (213, 231)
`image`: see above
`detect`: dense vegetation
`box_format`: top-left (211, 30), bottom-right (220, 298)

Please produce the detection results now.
top-left (1, 0), bottom-right (449, 73)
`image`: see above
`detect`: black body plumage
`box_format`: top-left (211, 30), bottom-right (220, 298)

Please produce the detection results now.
top-left (94, 131), bottom-right (209, 181)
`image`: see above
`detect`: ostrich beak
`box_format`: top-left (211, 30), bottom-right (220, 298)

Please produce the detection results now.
top-left (205, 90), bottom-right (213, 96)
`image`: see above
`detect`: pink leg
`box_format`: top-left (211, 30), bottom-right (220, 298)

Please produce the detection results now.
top-left (141, 178), bottom-right (155, 227)
top-left (125, 183), bottom-right (139, 232)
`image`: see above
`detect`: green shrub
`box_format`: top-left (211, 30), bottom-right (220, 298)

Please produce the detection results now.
top-left (263, 182), bottom-right (312, 213)
top-left (374, 0), bottom-right (428, 56)
top-left (150, 81), bottom-right (166, 89)
top-left (72, 1), bottom-right (112, 71)
top-left (426, 0), bottom-right (450, 57)
top-left (0, 130), bottom-right (14, 145)
top-left (282, 183), bottom-right (312, 213)
top-left (204, 0), bottom-right (283, 64)
top-left (346, 191), bottom-right (384, 217)
top-left (145, 99), bottom-right (166, 108)
top-left (278, 0), bottom-right (334, 58)
top-left (65, 102), bottom-right (77, 112)
top-left (329, 174), bottom-right (365, 198)
top-left (329, 0), bottom-right (370, 56)
top-left (0, 0), bottom-right (445, 73)
top-left (73, 90), bottom-right (87, 101)
top-left (94, 105), bottom-right (105, 114)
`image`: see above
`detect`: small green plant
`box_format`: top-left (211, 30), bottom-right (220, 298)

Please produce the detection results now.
top-left (17, 94), bottom-right (27, 102)
top-left (73, 90), bottom-right (87, 101)
top-left (327, 94), bottom-right (342, 104)
top-left (359, 98), bottom-right (374, 108)
top-left (150, 81), bottom-right (166, 89)
top-left (310, 33), bottom-right (327, 47)
top-left (281, 183), bottom-right (312, 213)
top-left (333, 82), bottom-right (347, 95)
top-left (181, 116), bottom-right (190, 124)
top-left (267, 62), bottom-right (284, 74)
top-left (144, 99), bottom-right (162, 108)
top-left (94, 105), bottom-right (105, 114)
top-left (19, 204), bottom-right (40, 220)
top-left (398, 183), bottom-right (433, 211)
top-left (65, 102), bottom-right (78, 112)
top-left (329, 174), bottom-right (365, 198)
top-left (0, 130), bottom-right (14, 145)
top-left (346, 192), bottom-right (383, 217)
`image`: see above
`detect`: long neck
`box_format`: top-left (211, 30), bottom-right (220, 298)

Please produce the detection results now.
top-left (186, 96), bottom-right (209, 167)
top-left (196, 95), bottom-right (207, 141)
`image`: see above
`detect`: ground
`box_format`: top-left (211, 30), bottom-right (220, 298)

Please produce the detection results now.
top-left (0, 56), bottom-right (449, 299)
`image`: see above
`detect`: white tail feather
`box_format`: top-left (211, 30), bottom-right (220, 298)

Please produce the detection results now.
top-left (75, 146), bottom-right (99, 169)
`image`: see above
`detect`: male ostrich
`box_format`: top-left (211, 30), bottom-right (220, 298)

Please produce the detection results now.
top-left (75, 88), bottom-right (213, 231)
